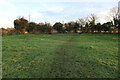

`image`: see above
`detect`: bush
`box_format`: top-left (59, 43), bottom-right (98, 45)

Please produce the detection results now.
top-left (2, 30), bottom-right (7, 36)
top-left (7, 30), bottom-right (21, 35)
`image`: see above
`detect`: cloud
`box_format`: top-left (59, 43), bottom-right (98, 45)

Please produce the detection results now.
top-left (6, 0), bottom-right (119, 2)
top-left (0, 0), bottom-right (17, 28)
top-left (0, 0), bottom-right (119, 28)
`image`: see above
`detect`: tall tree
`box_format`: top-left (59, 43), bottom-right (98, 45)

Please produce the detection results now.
top-left (73, 22), bottom-right (80, 33)
top-left (96, 23), bottom-right (102, 32)
top-left (65, 23), bottom-right (74, 33)
top-left (14, 17), bottom-right (28, 33)
top-left (77, 17), bottom-right (89, 32)
top-left (102, 22), bottom-right (112, 32)
top-left (106, 6), bottom-right (119, 28)
top-left (88, 14), bottom-right (98, 26)
top-left (88, 14), bottom-right (98, 32)
top-left (53, 22), bottom-right (63, 33)
top-left (26, 22), bottom-right (37, 33)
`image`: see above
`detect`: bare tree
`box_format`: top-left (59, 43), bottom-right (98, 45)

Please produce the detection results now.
top-left (88, 14), bottom-right (98, 26)
top-left (106, 7), bottom-right (118, 21)
top-left (77, 17), bottom-right (89, 27)
top-left (118, 1), bottom-right (120, 19)
top-left (106, 6), bottom-right (119, 28)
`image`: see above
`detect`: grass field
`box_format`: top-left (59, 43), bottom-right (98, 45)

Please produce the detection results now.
top-left (2, 33), bottom-right (118, 78)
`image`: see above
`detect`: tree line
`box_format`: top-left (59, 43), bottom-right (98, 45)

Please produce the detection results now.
top-left (1, 6), bottom-right (120, 35)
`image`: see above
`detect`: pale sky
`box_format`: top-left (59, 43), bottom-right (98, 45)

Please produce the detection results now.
top-left (0, 0), bottom-right (119, 28)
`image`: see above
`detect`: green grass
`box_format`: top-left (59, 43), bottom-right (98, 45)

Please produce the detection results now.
top-left (2, 33), bottom-right (118, 78)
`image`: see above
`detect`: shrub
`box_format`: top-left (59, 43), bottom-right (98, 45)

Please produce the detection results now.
top-left (7, 30), bottom-right (21, 35)
top-left (1, 28), bottom-right (8, 36)
top-left (2, 30), bottom-right (7, 36)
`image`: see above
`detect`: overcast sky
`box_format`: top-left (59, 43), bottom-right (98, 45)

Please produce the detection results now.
top-left (0, 0), bottom-right (119, 28)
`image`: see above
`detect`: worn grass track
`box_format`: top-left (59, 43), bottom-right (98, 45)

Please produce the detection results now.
top-left (47, 35), bottom-right (77, 78)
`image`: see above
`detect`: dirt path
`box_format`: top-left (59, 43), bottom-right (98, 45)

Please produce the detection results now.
top-left (47, 35), bottom-right (81, 78)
